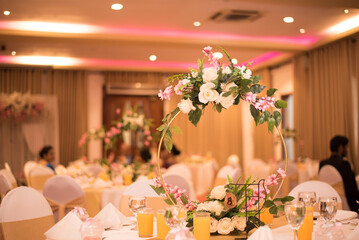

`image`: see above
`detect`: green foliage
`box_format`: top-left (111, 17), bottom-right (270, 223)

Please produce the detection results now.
top-left (188, 108), bottom-right (202, 126)
top-left (264, 196), bottom-right (295, 216)
top-left (275, 100), bottom-right (287, 108)
top-left (266, 88), bottom-right (277, 97)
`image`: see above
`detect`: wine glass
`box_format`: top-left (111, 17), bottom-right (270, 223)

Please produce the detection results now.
top-left (318, 197), bottom-right (337, 228)
top-left (284, 201), bottom-right (306, 240)
top-left (164, 205), bottom-right (188, 240)
top-left (128, 196), bottom-right (147, 230)
top-left (298, 192), bottom-right (316, 206)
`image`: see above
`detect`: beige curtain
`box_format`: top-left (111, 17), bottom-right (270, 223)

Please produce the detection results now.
top-left (252, 68), bottom-right (274, 162)
top-left (168, 94), bottom-right (243, 168)
top-left (0, 68), bottom-right (88, 168)
top-left (293, 34), bottom-right (358, 173)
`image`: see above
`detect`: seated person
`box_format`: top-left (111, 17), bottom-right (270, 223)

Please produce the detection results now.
top-left (160, 144), bottom-right (181, 168)
top-left (39, 145), bottom-right (56, 173)
top-left (319, 136), bottom-right (359, 212)
top-left (140, 147), bottom-right (152, 163)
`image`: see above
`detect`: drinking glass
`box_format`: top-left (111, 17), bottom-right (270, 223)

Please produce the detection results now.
top-left (157, 209), bottom-right (171, 240)
top-left (193, 212), bottom-right (210, 240)
top-left (284, 201), bottom-right (306, 240)
top-left (128, 196), bottom-right (147, 230)
top-left (318, 197), bottom-right (337, 228)
top-left (298, 192), bottom-right (316, 206)
top-left (80, 218), bottom-right (104, 240)
top-left (298, 191), bottom-right (316, 239)
top-left (137, 208), bottom-right (154, 238)
top-left (72, 207), bottom-right (90, 222)
top-left (164, 205), bottom-right (188, 240)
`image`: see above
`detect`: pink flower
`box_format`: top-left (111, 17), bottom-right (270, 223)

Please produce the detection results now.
top-left (174, 81), bottom-right (183, 95)
top-left (108, 152), bottom-right (115, 163)
top-left (110, 163), bottom-right (120, 171)
top-left (34, 103), bottom-right (44, 111)
top-left (277, 168), bottom-right (286, 179)
top-left (127, 110), bottom-right (132, 116)
top-left (202, 46), bottom-right (212, 55)
top-left (104, 137), bottom-right (110, 144)
top-left (81, 156), bottom-right (88, 162)
top-left (144, 140), bottom-right (150, 146)
top-left (117, 123), bottom-right (122, 128)
top-left (144, 130), bottom-right (151, 135)
top-left (147, 136), bottom-right (152, 141)
top-left (106, 131), bottom-right (113, 137)
top-left (150, 158), bottom-right (156, 165)
top-left (158, 86), bottom-right (173, 100)
top-left (265, 174), bottom-right (279, 186)
top-left (244, 92), bottom-right (257, 103)
top-left (78, 133), bottom-right (88, 147)
top-left (116, 108), bottom-right (121, 115)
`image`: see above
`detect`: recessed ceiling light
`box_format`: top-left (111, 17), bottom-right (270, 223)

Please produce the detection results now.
top-left (344, 9), bottom-right (349, 14)
top-left (283, 17), bottom-right (294, 23)
top-left (149, 55), bottom-right (157, 61)
top-left (3, 10), bottom-right (10, 16)
top-left (193, 21), bottom-right (201, 27)
top-left (231, 58), bottom-right (238, 64)
top-left (213, 52), bottom-right (223, 59)
top-left (111, 3), bottom-right (123, 10)
top-left (135, 82), bottom-right (142, 88)
top-left (11, 51), bottom-right (16, 56)
top-left (299, 28), bottom-right (306, 34)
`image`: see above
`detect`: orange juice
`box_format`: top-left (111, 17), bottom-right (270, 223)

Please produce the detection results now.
top-left (194, 212), bottom-right (210, 240)
top-left (138, 212), bottom-right (154, 237)
top-left (261, 208), bottom-right (273, 225)
top-left (123, 174), bottom-right (132, 186)
top-left (156, 211), bottom-right (170, 240)
top-left (298, 207), bottom-right (313, 240)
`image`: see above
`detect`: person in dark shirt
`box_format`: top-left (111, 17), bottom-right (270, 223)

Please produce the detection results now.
top-left (39, 145), bottom-right (56, 173)
top-left (319, 136), bottom-right (359, 212)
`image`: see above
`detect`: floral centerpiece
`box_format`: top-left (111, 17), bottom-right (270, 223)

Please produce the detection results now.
top-left (0, 92), bottom-right (44, 122)
top-left (78, 106), bottom-right (154, 179)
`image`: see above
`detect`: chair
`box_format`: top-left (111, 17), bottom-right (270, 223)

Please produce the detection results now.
top-left (0, 175), bottom-right (12, 197)
top-left (213, 165), bottom-right (234, 187)
top-left (24, 161), bottom-right (38, 185)
top-left (166, 164), bottom-right (192, 183)
top-left (163, 173), bottom-right (196, 201)
top-left (28, 166), bottom-right (55, 191)
top-left (319, 165), bottom-right (350, 210)
top-left (227, 154), bottom-right (240, 168)
top-left (246, 158), bottom-right (271, 180)
top-left (119, 179), bottom-right (168, 217)
top-left (4, 163), bottom-right (11, 173)
top-left (0, 169), bottom-right (17, 189)
top-left (43, 176), bottom-right (86, 221)
top-left (288, 180), bottom-right (343, 210)
top-left (0, 187), bottom-right (54, 240)
top-left (230, 167), bottom-right (242, 184)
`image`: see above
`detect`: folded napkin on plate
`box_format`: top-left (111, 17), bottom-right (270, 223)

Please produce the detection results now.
top-left (44, 212), bottom-right (82, 240)
top-left (94, 203), bottom-right (129, 229)
top-left (93, 178), bottom-right (112, 188)
top-left (335, 210), bottom-right (358, 221)
top-left (248, 226), bottom-right (273, 240)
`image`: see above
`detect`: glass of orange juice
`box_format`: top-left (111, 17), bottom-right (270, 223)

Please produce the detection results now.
top-left (193, 212), bottom-right (210, 240)
top-left (137, 208), bottom-right (154, 238)
top-left (156, 209), bottom-right (171, 240)
top-left (123, 174), bottom-right (133, 186)
top-left (298, 192), bottom-right (316, 240)
top-left (261, 208), bottom-right (273, 225)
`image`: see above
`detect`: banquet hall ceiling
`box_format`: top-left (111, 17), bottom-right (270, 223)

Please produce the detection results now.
top-left (0, 0), bottom-right (358, 71)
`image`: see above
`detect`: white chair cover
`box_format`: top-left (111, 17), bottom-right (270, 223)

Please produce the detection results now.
top-left (0, 174), bottom-right (12, 196)
top-left (227, 154), bottom-right (240, 168)
top-left (289, 180), bottom-right (342, 209)
top-left (246, 158), bottom-right (271, 180)
top-left (319, 165), bottom-right (350, 210)
top-left (213, 165), bottom-right (235, 186)
top-left (85, 164), bottom-right (104, 178)
top-left (4, 162), bottom-right (11, 172)
top-left (0, 169), bottom-right (17, 188)
top-left (24, 161), bottom-right (38, 176)
top-left (28, 166), bottom-right (55, 190)
top-left (230, 167), bottom-right (242, 184)
top-left (0, 186), bottom-right (54, 240)
top-left (166, 164), bottom-right (192, 183)
top-left (163, 173), bottom-right (196, 201)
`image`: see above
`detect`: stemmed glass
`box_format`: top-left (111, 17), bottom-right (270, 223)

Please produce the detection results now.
top-left (128, 196), bottom-right (147, 230)
top-left (284, 201), bottom-right (306, 240)
top-left (298, 192), bottom-right (316, 206)
top-left (164, 205), bottom-right (188, 240)
top-left (318, 197), bottom-right (337, 228)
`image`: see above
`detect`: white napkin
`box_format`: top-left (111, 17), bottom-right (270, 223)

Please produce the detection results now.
top-left (248, 225), bottom-right (273, 240)
top-left (44, 212), bottom-right (82, 240)
top-left (93, 178), bottom-right (112, 188)
top-left (94, 203), bottom-right (129, 229)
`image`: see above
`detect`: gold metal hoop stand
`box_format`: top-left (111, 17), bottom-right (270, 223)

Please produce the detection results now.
top-left (156, 111), bottom-right (288, 204)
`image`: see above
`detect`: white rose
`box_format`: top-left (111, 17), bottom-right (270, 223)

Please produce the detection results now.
top-left (202, 67), bottom-right (218, 83)
top-left (182, 79), bottom-right (190, 85)
top-left (216, 93), bottom-right (235, 109)
top-left (210, 217), bottom-right (219, 233)
top-left (198, 82), bottom-right (219, 104)
top-left (210, 185), bottom-right (227, 200)
top-left (210, 201), bottom-right (225, 216)
top-left (196, 202), bottom-right (210, 212)
top-left (222, 66), bottom-right (232, 74)
top-left (231, 216), bottom-right (246, 231)
top-left (217, 218), bottom-right (234, 235)
top-left (191, 71), bottom-right (198, 78)
top-left (221, 82), bottom-right (237, 92)
top-left (177, 99), bottom-right (196, 114)
top-left (242, 68), bottom-right (252, 79)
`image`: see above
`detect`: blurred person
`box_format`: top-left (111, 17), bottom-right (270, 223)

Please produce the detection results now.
top-left (140, 147), bottom-right (152, 163)
top-left (160, 144), bottom-right (181, 168)
top-left (39, 145), bottom-right (55, 172)
top-left (319, 135), bottom-right (359, 212)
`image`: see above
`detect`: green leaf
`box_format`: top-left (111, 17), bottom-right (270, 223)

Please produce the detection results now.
top-left (250, 104), bottom-right (260, 125)
top-left (164, 132), bottom-right (173, 152)
top-left (273, 111), bottom-right (281, 127)
top-left (259, 111), bottom-right (271, 125)
top-left (171, 125), bottom-right (182, 134)
top-left (269, 206), bottom-right (278, 215)
top-left (252, 75), bottom-right (262, 84)
top-left (281, 196), bottom-right (295, 203)
top-left (188, 108), bottom-right (202, 126)
top-left (157, 124), bottom-right (165, 131)
top-left (275, 100), bottom-right (287, 109)
top-left (180, 195), bottom-right (189, 205)
top-left (216, 104), bottom-right (222, 113)
top-left (170, 107), bottom-right (180, 118)
top-left (222, 91), bottom-right (232, 97)
top-left (267, 117), bottom-right (276, 132)
top-left (240, 79), bottom-right (252, 88)
top-left (277, 205), bottom-right (285, 212)
top-left (266, 88), bottom-right (277, 97)
top-left (250, 84), bottom-right (265, 94)
top-left (198, 59), bottom-right (203, 72)
top-left (264, 200), bottom-right (274, 208)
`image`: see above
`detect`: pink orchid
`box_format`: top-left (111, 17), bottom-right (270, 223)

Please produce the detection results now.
top-left (174, 81), bottom-right (183, 95)
top-left (158, 86), bottom-right (173, 100)
top-left (277, 168), bottom-right (286, 179)
top-left (116, 108), bottom-right (121, 115)
top-left (202, 46), bottom-right (212, 55)
top-left (244, 92), bottom-right (257, 103)
top-left (265, 174), bottom-right (279, 186)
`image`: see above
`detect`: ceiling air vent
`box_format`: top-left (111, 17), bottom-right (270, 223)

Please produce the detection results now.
top-left (210, 9), bottom-right (261, 22)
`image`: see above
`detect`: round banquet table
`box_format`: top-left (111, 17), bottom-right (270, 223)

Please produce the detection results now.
top-left (84, 186), bottom-right (126, 217)
top-left (184, 160), bottom-right (215, 196)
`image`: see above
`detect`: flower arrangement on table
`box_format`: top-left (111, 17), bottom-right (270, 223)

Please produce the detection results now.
top-left (0, 91), bottom-right (44, 122)
top-left (152, 46), bottom-right (293, 236)
top-left (78, 106), bottom-right (154, 179)
top-left (151, 169), bottom-right (294, 235)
